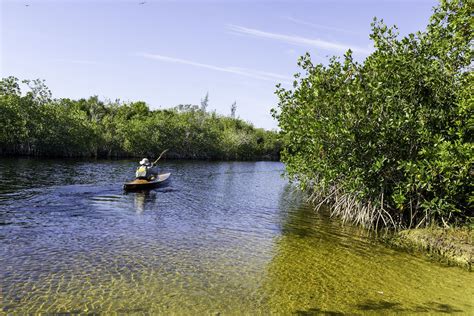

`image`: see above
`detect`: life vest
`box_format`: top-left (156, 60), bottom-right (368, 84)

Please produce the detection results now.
top-left (136, 166), bottom-right (148, 178)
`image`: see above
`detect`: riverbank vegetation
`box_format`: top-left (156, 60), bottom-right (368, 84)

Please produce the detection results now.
top-left (0, 78), bottom-right (281, 160)
top-left (273, 0), bottom-right (472, 230)
top-left (387, 228), bottom-right (473, 269)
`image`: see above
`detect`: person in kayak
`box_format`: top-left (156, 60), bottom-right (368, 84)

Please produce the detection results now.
top-left (135, 158), bottom-right (157, 180)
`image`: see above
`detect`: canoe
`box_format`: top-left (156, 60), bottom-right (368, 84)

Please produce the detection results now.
top-left (123, 173), bottom-right (171, 191)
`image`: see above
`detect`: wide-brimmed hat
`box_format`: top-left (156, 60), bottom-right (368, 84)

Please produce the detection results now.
top-left (139, 158), bottom-right (150, 166)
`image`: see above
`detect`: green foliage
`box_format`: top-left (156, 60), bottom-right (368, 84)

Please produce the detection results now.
top-left (273, 0), bottom-right (472, 229)
top-left (0, 78), bottom-right (280, 161)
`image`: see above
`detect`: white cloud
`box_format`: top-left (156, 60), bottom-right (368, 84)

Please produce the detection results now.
top-left (228, 24), bottom-right (372, 55)
top-left (138, 52), bottom-right (292, 84)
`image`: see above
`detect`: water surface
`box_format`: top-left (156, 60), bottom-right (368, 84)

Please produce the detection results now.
top-left (1, 158), bottom-right (473, 314)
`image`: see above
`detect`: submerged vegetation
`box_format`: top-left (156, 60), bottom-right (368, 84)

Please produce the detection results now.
top-left (0, 78), bottom-right (280, 160)
top-left (273, 0), bottom-right (472, 230)
top-left (388, 227), bottom-right (473, 269)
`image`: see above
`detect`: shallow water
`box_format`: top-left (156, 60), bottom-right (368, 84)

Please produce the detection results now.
top-left (1, 158), bottom-right (473, 314)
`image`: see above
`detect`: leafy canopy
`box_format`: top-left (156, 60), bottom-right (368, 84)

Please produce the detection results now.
top-left (273, 0), bottom-right (472, 229)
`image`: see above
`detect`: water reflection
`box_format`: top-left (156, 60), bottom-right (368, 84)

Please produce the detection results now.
top-left (132, 191), bottom-right (155, 214)
top-left (134, 191), bottom-right (146, 214)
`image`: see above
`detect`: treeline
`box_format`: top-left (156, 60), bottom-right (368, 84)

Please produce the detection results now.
top-left (0, 77), bottom-right (281, 160)
top-left (273, 0), bottom-right (472, 229)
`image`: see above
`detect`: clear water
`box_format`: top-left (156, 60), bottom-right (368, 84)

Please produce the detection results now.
top-left (1, 158), bottom-right (473, 314)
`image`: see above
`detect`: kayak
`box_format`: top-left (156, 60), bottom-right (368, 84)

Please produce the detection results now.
top-left (123, 173), bottom-right (171, 191)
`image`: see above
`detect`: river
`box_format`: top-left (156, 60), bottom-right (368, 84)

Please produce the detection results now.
top-left (1, 158), bottom-right (472, 314)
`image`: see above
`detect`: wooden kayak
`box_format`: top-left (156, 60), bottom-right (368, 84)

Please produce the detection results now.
top-left (123, 173), bottom-right (171, 191)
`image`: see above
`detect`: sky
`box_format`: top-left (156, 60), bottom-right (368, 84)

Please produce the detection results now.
top-left (1, 0), bottom-right (438, 130)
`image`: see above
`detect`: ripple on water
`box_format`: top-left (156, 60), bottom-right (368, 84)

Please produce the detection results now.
top-left (1, 159), bottom-right (473, 314)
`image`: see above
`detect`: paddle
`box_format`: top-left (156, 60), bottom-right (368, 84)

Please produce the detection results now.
top-left (152, 149), bottom-right (169, 165)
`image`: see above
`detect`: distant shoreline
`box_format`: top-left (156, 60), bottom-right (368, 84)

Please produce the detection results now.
top-left (0, 153), bottom-right (280, 162)
top-left (0, 77), bottom-right (282, 162)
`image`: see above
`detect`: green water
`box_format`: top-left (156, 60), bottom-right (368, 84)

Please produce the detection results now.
top-left (1, 159), bottom-right (472, 314)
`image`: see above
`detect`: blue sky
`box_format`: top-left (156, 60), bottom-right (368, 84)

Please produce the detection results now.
top-left (1, 0), bottom-right (437, 129)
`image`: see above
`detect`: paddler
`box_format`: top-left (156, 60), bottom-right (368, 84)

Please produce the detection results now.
top-left (135, 158), bottom-right (157, 180)
top-left (135, 150), bottom-right (168, 180)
